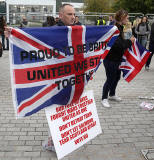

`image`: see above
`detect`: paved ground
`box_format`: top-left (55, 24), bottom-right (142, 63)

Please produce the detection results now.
top-left (0, 50), bottom-right (154, 160)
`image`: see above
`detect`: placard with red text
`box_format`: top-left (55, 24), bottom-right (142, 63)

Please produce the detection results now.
top-left (45, 90), bottom-right (102, 159)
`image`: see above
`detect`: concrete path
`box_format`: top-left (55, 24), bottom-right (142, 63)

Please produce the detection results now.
top-left (0, 50), bottom-right (154, 160)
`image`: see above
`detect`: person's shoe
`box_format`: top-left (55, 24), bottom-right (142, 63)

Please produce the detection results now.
top-left (145, 66), bottom-right (149, 71)
top-left (42, 137), bottom-right (55, 152)
top-left (101, 99), bottom-right (111, 108)
top-left (109, 95), bottom-right (122, 101)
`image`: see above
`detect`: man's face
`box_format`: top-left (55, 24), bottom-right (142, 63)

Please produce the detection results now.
top-left (59, 5), bottom-right (75, 26)
top-left (109, 16), bottom-right (113, 21)
top-left (75, 16), bottom-right (79, 22)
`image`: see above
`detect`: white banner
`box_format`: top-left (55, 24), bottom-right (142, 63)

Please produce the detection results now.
top-left (45, 90), bottom-right (102, 159)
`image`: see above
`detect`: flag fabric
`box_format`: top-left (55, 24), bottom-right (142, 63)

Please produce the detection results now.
top-left (9, 25), bottom-right (119, 118)
top-left (120, 40), bottom-right (151, 82)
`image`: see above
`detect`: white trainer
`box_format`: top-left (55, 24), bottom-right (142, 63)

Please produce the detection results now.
top-left (42, 137), bottom-right (55, 152)
top-left (109, 95), bottom-right (122, 101)
top-left (101, 99), bottom-right (111, 108)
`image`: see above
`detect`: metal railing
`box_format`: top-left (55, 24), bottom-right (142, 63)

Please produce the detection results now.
top-left (1, 12), bottom-right (154, 27)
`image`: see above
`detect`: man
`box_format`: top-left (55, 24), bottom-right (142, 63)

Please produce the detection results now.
top-left (5, 3), bottom-right (76, 152)
top-left (20, 16), bottom-right (29, 28)
top-left (108, 15), bottom-right (115, 25)
top-left (42, 3), bottom-right (76, 151)
top-left (5, 4), bottom-right (76, 37)
top-left (57, 4), bottom-right (75, 26)
top-left (74, 16), bottom-right (82, 25)
top-left (95, 16), bottom-right (106, 25)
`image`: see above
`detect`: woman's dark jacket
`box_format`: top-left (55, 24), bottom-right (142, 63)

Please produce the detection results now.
top-left (149, 22), bottom-right (154, 53)
top-left (56, 20), bottom-right (66, 26)
top-left (105, 23), bottom-right (132, 62)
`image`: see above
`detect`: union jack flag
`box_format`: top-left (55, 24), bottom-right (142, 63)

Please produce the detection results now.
top-left (9, 25), bottom-right (119, 118)
top-left (120, 40), bottom-right (151, 82)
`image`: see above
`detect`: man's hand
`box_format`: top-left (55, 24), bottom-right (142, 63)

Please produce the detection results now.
top-left (130, 36), bottom-right (135, 43)
top-left (4, 27), bottom-right (12, 38)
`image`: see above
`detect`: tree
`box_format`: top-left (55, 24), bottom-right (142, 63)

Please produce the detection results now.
top-left (113, 0), bottom-right (154, 14)
top-left (83, 0), bottom-right (113, 13)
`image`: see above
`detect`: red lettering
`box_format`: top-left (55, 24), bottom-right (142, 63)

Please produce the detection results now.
top-left (59, 136), bottom-right (69, 146)
top-left (87, 121), bottom-right (96, 130)
top-left (74, 133), bottom-right (88, 145)
top-left (81, 107), bottom-right (87, 113)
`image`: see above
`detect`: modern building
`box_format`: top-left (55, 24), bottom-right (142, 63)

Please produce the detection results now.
top-left (0, 0), bottom-right (6, 15)
top-left (56, 0), bottom-right (84, 12)
top-left (5, 0), bottom-right (56, 24)
top-left (4, 0), bottom-right (84, 24)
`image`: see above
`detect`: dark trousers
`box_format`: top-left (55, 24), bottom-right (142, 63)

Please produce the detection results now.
top-left (102, 59), bottom-right (121, 99)
top-left (0, 41), bottom-right (2, 57)
top-left (2, 34), bottom-right (9, 50)
top-left (146, 52), bottom-right (154, 67)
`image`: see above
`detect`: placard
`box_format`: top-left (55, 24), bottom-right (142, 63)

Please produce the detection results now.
top-left (45, 90), bottom-right (102, 159)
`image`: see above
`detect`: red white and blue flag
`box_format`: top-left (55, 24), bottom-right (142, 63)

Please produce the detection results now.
top-left (9, 25), bottom-right (119, 118)
top-left (120, 40), bottom-right (151, 82)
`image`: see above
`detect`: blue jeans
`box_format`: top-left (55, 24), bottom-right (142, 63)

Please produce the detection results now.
top-left (124, 32), bottom-right (132, 39)
top-left (2, 34), bottom-right (9, 50)
top-left (102, 59), bottom-right (121, 99)
top-left (138, 36), bottom-right (147, 48)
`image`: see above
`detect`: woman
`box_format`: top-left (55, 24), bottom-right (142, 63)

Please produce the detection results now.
top-left (0, 16), bottom-right (9, 51)
top-left (123, 19), bottom-right (132, 39)
top-left (102, 9), bottom-right (135, 108)
top-left (145, 22), bottom-right (154, 70)
top-left (42, 16), bottom-right (56, 27)
top-left (132, 16), bottom-right (141, 38)
top-left (135, 16), bottom-right (150, 48)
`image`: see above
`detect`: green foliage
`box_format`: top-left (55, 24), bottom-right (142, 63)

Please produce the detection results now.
top-left (84, 0), bottom-right (112, 13)
top-left (113, 0), bottom-right (154, 14)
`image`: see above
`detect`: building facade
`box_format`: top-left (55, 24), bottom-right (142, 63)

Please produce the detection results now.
top-left (5, 0), bottom-right (56, 24)
top-left (56, 0), bottom-right (84, 12)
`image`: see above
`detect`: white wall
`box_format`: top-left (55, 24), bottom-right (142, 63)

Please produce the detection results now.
top-left (62, 2), bottom-right (84, 9)
top-left (6, 0), bottom-right (56, 6)
top-left (5, 0), bottom-right (56, 23)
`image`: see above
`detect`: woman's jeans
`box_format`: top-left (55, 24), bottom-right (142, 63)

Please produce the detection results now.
top-left (138, 36), bottom-right (147, 48)
top-left (1, 34), bottom-right (9, 50)
top-left (102, 59), bottom-right (121, 100)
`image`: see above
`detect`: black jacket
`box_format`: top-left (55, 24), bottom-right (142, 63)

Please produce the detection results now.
top-left (56, 20), bottom-right (66, 26)
top-left (149, 22), bottom-right (154, 53)
top-left (105, 23), bottom-right (132, 62)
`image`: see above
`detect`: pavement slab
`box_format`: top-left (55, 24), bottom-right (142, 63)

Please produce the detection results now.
top-left (0, 50), bottom-right (154, 160)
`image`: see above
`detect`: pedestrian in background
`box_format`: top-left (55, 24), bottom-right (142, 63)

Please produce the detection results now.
top-left (145, 22), bottom-right (154, 70)
top-left (42, 16), bottom-right (56, 27)
top-left (95, 16), bottom-right (106, 25)
top-left (106, 15), bottom-right (115, 25)
top-left (0, 16), bottom-right (9, 52)
top-left (101, 9), bottom-right (135, 108)
top-left (135, 16), bottom-right (150, 48)
top-left (55, 17), bottom-right (59, 25)
top-left (132, 16), bottom-right (141, 38)
top-left (123, 19), bottom-right (132, 39)
top-left (74, 16), bottom-right (82, 25)
top-left (20, 16), bottom-right (29, 28)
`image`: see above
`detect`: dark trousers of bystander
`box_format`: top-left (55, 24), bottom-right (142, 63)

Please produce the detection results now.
top-left (145, 52), bottom-right (154, 68)
top-left (102, 59), bottom-right (121, 100)
top-left (2, 34), bottom-right (9, 50)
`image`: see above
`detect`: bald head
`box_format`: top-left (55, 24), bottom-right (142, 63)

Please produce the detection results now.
top-left (59, 4), bottom-right (75, 26)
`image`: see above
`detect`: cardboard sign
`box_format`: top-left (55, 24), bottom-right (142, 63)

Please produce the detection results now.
top-left (45, 90), bottom-right (102, 159)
